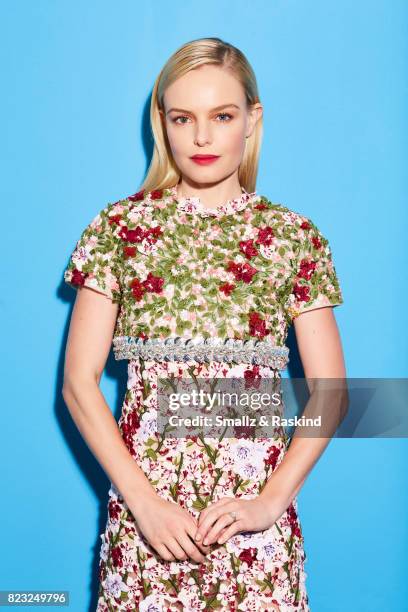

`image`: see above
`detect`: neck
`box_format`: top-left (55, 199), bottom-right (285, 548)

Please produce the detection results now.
top-left (176, 176), bottom-right (244, 210)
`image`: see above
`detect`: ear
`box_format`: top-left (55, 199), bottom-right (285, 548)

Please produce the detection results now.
top-left (158, 109), bottom-right (165, 126)
top-left (246, 103), bottom-right (263, 138)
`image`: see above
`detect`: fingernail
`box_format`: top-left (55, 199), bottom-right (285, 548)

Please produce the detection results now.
top-left (195, 534), bottom-right (201, 541)
top-left (203, 539), bottom-right (208, 545)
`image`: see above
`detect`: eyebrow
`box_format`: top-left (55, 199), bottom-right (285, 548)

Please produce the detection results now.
top-left (165, 103), bottom-right (240, 115)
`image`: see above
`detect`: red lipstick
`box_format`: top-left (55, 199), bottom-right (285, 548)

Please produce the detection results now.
top-left (190, 154), bottom-right (220, 166)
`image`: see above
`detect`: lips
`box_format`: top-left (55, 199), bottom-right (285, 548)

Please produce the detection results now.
top-left (191, 155), bottom-right (219, 159)
top-left (190, 155), bottom-right (220, 165)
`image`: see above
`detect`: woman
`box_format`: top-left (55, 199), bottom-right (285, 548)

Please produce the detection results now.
top-left (62, 37), bottom-right (345, 611)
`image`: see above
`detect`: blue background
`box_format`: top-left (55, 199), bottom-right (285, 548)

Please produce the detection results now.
top-left (2, 1), bottom-right (407, 610)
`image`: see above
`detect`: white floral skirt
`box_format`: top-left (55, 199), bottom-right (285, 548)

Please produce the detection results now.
top-left (96, 359), bottom-right (310, 611)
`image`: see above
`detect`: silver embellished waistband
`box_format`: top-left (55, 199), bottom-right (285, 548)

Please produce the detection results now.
top-left (112, 335), bottom-right (289, 370)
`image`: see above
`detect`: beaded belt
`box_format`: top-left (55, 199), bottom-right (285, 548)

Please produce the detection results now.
top-left (112, 335), bottom-right (290, 370)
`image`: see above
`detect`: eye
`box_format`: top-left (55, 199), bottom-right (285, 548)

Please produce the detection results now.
top-left (216, 112), bottom-right (233, 122)
top-left (171, 112), bottom-right (234, 125)
top-left (172, 115), bottom-right (191, 125)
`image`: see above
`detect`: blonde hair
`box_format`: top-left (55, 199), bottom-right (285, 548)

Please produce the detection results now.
top-left (140, 37), bottom-right (263, 194)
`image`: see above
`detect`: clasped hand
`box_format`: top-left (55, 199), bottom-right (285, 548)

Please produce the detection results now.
top-left (130, 489), bottom-right (288, 564)
top-left (194, 494), bottom-right (284, 546)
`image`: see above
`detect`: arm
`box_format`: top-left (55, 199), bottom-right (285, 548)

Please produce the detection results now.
top-left (62, 286), bottom-right (209, 562)
top-left (62, 286), bottom-right (158, 506)
top-left (194, 306), bottom-right (347, 546)
top-left (258, 305), bottom-right (347, 509)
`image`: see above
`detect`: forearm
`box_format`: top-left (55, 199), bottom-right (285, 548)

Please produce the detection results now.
top-left (62, 377), bottom-right (157, 509)
top-left (260, 379), bottom-right (347, 507)
top-left (260, 435), bottom-right (331, 506)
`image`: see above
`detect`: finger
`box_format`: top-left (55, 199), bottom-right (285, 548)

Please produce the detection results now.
top-left (217, 526), bottom-right (228, 540)
top-left (155, 543), bottom-right (175, 562)
top-left (202, 513), bottom-right (236, 546)
top-left (195, 502), bottom-right (236, 543)
top-left (165, 537), bottom-right (190, 561)
top-left (198, 498), bottom-right (232, 525)
top-left (216, 519), bottom-right (245, 545)
top-left (184, 520), bottom-right (212, 555)
top-left (176, 532), bottom-right (207, 563)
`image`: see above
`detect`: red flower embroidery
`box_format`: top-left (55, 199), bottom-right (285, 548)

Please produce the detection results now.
top-left (227, 261), bottom-right (258, 283)
top-left (107, 214), bottom-right (122, 226)
top-left (248, 311), bottom-right (270, 339)
top-left (244, 365), bottom-right (261, 382)
top-left (111, 545), bottom-right (123, 568)
top-left (142, 272), bottom-right (165, 293)
top-left (130, 271), bottom-right (164, 301)
top-left (243, 365), bottom-right (262, 390)
top-left (219, 282), bottom-right (236, 296)
top-left (130, 278), bottom-right (145, 301)
top-left (144, 226), bottom-right (163, 243)
top-left (239, 239), bottom-right (259, 260)
top-left (297, 258), bottom-right (316, 280)
top-left (128, 189), bottom-right (145, 202)
top-left (312, 236), bottom-right (322, 249)
top-left (234, 424), bottom-right (256, 438)
top-left (239, 547), bottom-right (257, 566)
top-left (150, 189), bottom-right (164, 200)
top-left (293, 282), bottom-right (310, 303)
top-left (300, 221), bottom-right (311, 230)
top-left (254, 202), bottom-right (269, 211)
top-left (71, 269), bottom-right (86, 286)
top-left (265, 445), bottom-right (281, 469)
top-left (256, 226), bottom-right (275, 246)
top-left (123, 246), bottom-right (137, 258)
top-left (287, 503), bottom-right (302, 538)
top-left (123, 411), bottom-right (140, 436)
top-left (130, 410), bottom-right (140, 430)
top-left (108, 499), bottom-right (122, 521)
top-left (119, 226), bottom-right (146, 243)
top-left (119, 225), bottom-right (162, 246)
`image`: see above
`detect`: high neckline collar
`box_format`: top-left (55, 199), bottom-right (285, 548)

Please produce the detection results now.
top-left (169, 185), bottom-right (260, 218)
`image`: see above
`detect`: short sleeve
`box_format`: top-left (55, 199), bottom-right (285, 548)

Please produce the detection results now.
top-left (285, 217), bottom-right (344, 322)
top-left (64, 204), bottom-right (122, 303)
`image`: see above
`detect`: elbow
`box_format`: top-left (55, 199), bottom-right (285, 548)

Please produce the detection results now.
top-left (339, 387), bottom-right (350, 422)
top-left (61, 371), bottom-right (100, 406)
top-left (62, 377), bottom-right (77, 407)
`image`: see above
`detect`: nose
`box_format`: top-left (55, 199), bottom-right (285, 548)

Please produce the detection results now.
top-left (194, 119), bottom-right (212, 146)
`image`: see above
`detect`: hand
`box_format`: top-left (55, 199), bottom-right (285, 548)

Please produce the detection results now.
top-left (128, 493), bottom-right (211, 564)
top-left (194, 493), bottom-right (289, 546)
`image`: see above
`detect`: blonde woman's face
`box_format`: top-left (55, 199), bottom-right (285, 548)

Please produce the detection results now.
top-left (161, 64), bottom-right (262, 185)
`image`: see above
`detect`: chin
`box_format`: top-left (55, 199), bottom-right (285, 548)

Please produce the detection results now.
top-left (184, 169), bottom-right (221, 184)
top-left (190, 166), bottom-right (230, 182)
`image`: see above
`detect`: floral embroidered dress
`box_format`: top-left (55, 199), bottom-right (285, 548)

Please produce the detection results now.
top-left (64, 185), bottom-right (343, 611)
